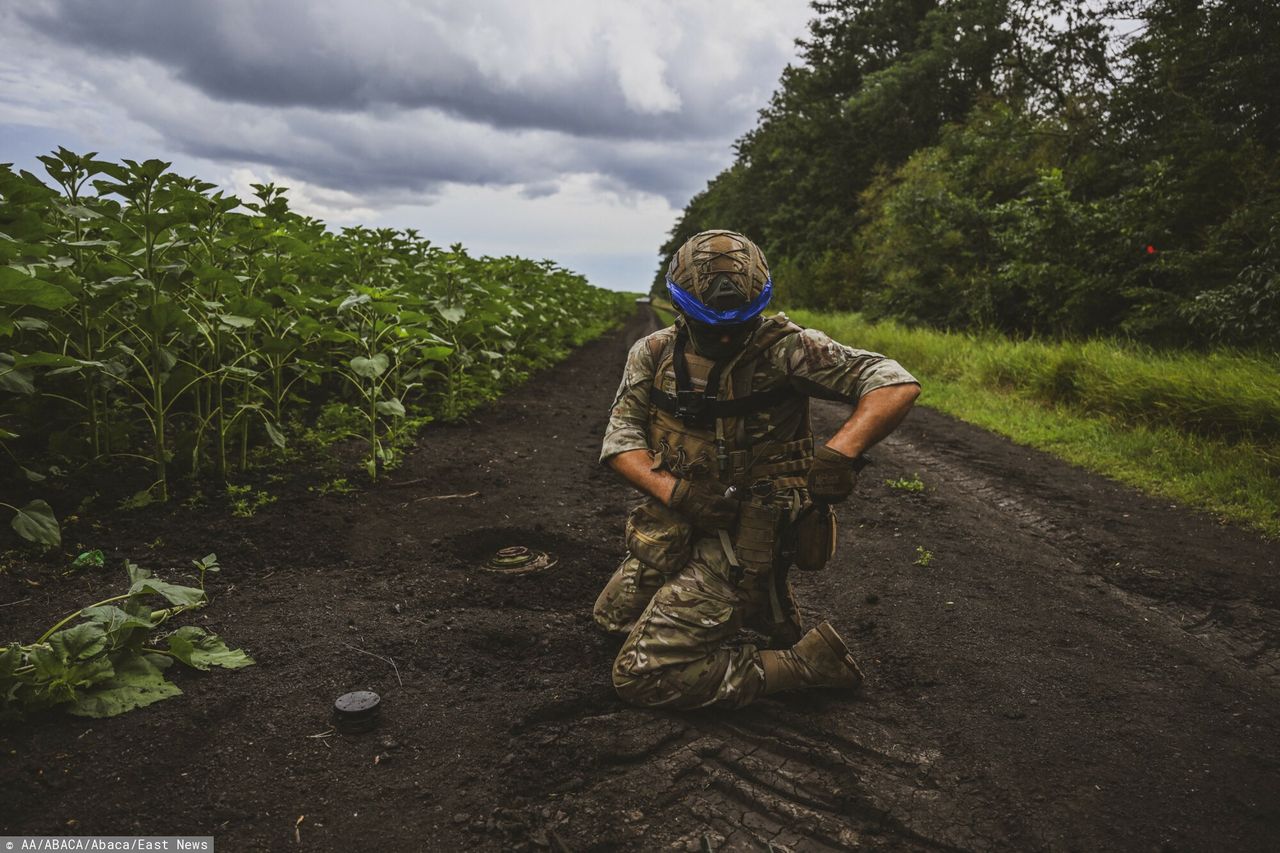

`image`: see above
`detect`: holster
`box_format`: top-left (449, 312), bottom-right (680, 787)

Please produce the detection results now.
top-left (791, 501), bottom-right (838, 572)
top-left (625, 498), bottom-right (694, 574)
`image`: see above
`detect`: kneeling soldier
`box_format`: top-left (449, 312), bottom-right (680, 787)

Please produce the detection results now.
top-left (595, 230), bottom-right (920, 709)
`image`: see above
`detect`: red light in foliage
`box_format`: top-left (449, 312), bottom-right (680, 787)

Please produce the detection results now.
top-left (1146, 244), bottom-right (1157, 255)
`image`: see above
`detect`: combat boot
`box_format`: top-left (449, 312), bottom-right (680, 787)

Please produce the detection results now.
top-left (759, 620), bottom-right (863, 694)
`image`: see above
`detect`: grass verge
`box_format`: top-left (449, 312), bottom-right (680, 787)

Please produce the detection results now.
top-left (791, 310), bottom-right (1280, 538)
top-left (650, 295), bottom-right (677, 328)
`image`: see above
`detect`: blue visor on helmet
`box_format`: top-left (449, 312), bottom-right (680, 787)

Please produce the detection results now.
top-left (666, 277), bottom-right (772, 326)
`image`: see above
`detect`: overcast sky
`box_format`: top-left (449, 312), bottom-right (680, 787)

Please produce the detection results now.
top-left (0, 0), bottom-right (813, 291)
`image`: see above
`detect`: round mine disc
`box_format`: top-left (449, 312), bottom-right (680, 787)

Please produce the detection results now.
top-left (333, 690), bottom-right (381, 734)
top-left (483, 545), bottom-right (558, 576)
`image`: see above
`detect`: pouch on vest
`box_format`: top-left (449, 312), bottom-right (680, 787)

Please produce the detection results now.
top-left (732, 501), bottom-right (783, 576)
top-left (792, 503), bottom-right (837, 572)
top-left (625, 499), bottom-right (694, 574)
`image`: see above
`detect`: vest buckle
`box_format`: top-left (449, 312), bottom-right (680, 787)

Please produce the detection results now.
top-left (675, 389), bottom-right (707, 424)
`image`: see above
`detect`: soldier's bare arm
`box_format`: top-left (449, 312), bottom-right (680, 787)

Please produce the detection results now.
top-left (784, 326), bottom-right (920, 501)
top-left (824, 382), bottom-right (920, 459)
top-left (607, 449), bottom-right (679, 505)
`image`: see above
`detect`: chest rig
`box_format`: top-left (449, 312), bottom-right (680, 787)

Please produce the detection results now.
top-left (645, 316), bottom-right (814, 493)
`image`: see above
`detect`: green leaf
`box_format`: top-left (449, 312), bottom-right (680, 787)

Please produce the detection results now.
top-left (69, 653), bottom-right (180, 718)
top-left (191, 553), bottom-right (219, 574)
top-left (81, 605), bottom-right (156, 634)
top-left (82, 604), bottom-right (156, 651)
top-left (218, 314), bottom-right (255, 329)
top-left (142, 298), bottom-right (187, 334)
top-left (0, 267), bottom-right (75, 309)
top-left (263, 419), bottom-right (286, 449)
top-left (128, 577), bottom-right (206, 608)
top-left (375, 398), bottom-right (405, 417)
top-left (349, 353), bottom-right (389, 378)
top-left (165, 626), bottom-right (255, 671)
top-left (338, 293), bottom-right (371, 311)
top-left (0, 367), bottom-right (35, 395)
top-left (0, 643), bottom-right (20, 678)
top-left (124, 559), bottom-right (151, 586)
top-left (71, 549), bottom-right (106, 569)
top-left (418, 345), bottom-right (453, 362)
top-left (222, 365), bottom-right (259, 380)
top-left (14, 352), bottom-right (103, 370)
top-left (59, 205), bottom-right (102, 221)
top-left (29, 644), bottom-right (69, 681)
top-left (48, 622), bottom-right (107, 662)
top-left (439, 306), bottom-right (466, 324)
top-left (10, 499), bottom-right (60, 547)
top-left (120, 488), bottom-right (155, 510)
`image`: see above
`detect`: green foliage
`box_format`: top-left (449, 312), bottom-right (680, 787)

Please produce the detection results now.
top-left (70, 549), bottom-right (105, 570)
top-left (1183, 222), bottom-right (1280, 348)
top-left (226, 484), bottom-right (276, 518)
top-left (0, 554), bottom-right (252, 721)
top-left (3, 499), bottom-right (60, 547)
top-left (913, 546), bottom-right (934, 567)
top-left (797, 309), bottom-right (1280, 536)
top-left (0, 152), bottom-right (632, 521)
top-left (886, 474), bottom-right (925, 493)
top-left (661, 0), bottom-right (1280, 350)
top-left (310, 477), bottom-right (356, 497)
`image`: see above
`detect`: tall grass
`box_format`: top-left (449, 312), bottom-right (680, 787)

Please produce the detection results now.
top-left (791, 310), bottom-right (1280, 537)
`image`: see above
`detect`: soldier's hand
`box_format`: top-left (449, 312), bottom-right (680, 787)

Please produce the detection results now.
top-left (807, 445), bottom-right (859, 503)
top-left (669, 478), bottom-right (740, 530)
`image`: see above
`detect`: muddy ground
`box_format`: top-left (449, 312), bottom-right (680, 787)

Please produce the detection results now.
top-left (3, 308), bottom-right (1278, 852)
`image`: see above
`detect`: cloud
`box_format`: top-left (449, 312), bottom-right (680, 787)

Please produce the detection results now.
top-left (16, 0), bottom-right (805, 142)
top-left (0, 1), bottom-right (812, 289)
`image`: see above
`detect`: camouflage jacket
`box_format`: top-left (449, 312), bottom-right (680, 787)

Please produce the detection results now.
top-left (600, 313), bottom-right (919, 485)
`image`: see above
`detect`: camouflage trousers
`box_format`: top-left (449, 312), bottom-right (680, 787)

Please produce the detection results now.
top-left (593, 534), bottom-right (802, 710)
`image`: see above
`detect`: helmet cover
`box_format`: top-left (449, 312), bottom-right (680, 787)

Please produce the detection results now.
top-left (665, 230), bottom-right (772, 326)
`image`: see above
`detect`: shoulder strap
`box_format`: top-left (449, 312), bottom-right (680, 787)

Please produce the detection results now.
top-left (672, 324), bottom-right (729, 410)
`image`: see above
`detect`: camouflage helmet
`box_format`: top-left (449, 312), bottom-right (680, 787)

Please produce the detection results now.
top-left (665, 230), bottom-right (772, 326)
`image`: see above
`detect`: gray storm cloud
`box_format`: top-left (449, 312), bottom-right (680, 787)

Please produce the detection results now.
top-left (6, 0), bottom-right (811, 205)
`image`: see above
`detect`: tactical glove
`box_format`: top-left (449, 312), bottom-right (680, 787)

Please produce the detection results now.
top-left (806, 445), bottom-right (859, 504)
top-left (669, 478), bottom-right (740, 531)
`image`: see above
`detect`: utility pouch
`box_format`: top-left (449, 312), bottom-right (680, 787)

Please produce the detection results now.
top-left (732, 501), bottom-right (783, 577)
top-left (792, 503), bottom-right (838, 572)
top-left (625, 499), bottom-right (694, 574)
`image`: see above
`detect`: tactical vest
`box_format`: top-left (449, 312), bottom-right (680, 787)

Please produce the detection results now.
top-left (645, 315), bottom-right (814, 493)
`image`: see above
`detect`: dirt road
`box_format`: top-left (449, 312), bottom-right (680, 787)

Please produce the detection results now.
top-left (3, 309), bottom-right (1278, 852)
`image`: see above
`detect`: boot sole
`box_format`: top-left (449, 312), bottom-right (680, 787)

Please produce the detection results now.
top-left (816, 621), bottom-right (865, 686)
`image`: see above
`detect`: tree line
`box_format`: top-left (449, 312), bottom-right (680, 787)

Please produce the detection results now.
top-left (661, 0), bottom-right (1279, 349)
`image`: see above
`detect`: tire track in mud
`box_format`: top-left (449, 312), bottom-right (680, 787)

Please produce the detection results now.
top-left (683, 714), bottom-right (966, 853)
top-left (517, 700), bottom-right (977, 853)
